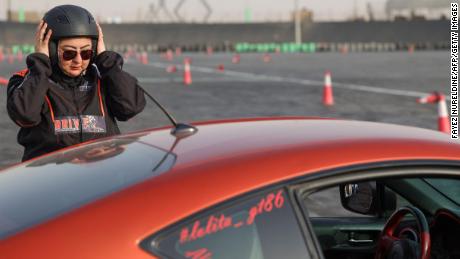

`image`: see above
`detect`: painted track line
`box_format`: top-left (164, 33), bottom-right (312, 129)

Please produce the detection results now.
top-left (138, 77), bottom-right (259, 83)
top-left (142, 61), bottom-right (441, 99)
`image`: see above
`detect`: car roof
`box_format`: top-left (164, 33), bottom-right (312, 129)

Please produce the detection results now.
top-left (158, 117), bottom-right (458, 167)
top-left (2, 117), bottom-right (460, 258)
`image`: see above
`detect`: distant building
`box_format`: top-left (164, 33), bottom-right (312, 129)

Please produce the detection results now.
top-left (291, 8), bottom-right (314, 23)
top-left (386, 0), bottom-right (452, 20)
top-left (8, 10), bottom-right (42, 23)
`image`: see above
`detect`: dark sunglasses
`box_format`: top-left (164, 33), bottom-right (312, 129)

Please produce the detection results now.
top-left (61, 49), bottom-right (93, 61)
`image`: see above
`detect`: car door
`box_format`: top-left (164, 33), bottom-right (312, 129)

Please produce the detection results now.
top-left (299, 184), bottom-right (404, 259)
top-left (287, 163), bottom-right (456, 259)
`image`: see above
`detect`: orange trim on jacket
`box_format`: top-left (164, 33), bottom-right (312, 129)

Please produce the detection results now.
top-left (97, 80), bottom-right (105, 117)
top-left (44, 96), bottom-right (55, 122)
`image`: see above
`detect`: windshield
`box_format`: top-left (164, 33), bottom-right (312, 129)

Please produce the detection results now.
top-left (424, 178), bottom-right (460, 206)
top-left (0, 134), bottom-right (176, 239)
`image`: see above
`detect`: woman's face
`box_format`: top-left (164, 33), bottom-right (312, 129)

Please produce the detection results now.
top-left (57, 37), bottom-right (92, 77)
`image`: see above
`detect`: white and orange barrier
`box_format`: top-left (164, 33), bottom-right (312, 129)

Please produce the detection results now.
top-left (323, 71), bottom-right (334, 106)
top-left (183, 58), bottom-right (192, 85)
top-left (417, 92), bottom-right (449, 133)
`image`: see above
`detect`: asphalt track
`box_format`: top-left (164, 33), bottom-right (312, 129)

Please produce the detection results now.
top-left (0, 51), bottom-right (450, 169)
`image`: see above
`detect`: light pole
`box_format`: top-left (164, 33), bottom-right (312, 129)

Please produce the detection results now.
top-left (6, 0), bottom-right (10, 21)
top-left (294, 0), bottom-right (302, 44)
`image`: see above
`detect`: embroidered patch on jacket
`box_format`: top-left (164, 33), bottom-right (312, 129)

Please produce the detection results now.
top-left (79, 81), bottom-right (93, 91)
top-left (54, 116), bottom-right (81, 134)
top-left (81, 115), bottom-right (106, 133)
top-left (53, 115), bottom-right (106, 134)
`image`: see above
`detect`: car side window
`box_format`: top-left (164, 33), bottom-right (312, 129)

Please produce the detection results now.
top-left (386, 188), bottom-right (411, 217)
top-left (141, 189), bottom-right (311, 259)
top-left (304, 186), bottom-right (369, 217)
top-left (304, 185), bottom-right (411, 218)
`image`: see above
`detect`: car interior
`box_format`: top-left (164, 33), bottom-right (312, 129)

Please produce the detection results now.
top-left (302, 176), bottom-right (460, 259)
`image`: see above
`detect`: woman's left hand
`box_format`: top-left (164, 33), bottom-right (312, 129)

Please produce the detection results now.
top-left (96, 23), bottom-right (106, 55)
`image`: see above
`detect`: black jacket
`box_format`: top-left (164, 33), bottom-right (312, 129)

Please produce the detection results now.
top-left (7, 51), bottom-right (146, 161)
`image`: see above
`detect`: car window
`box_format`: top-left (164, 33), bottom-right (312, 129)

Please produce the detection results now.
top-left (395, 194), bottom-right (410, 207)
top-left (304, 186), bottom-right (371, 217)
top-left (304, 185), bottom-right (411, 218)
top-left (424, 178), bottom-right (460, 206)
top-left (141, 189), bottom-right (311, 259)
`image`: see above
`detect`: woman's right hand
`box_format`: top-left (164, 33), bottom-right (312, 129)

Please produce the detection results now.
top-left (35, 20), bottom-right (52, 57)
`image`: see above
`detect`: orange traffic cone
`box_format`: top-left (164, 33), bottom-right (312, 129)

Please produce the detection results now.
top-left (124, 49), bottom-right (133, 60)
top-left (166, 65), bottom-right (177, 73)
top-left (231, 54), bottom-right (240, 64)
top-left (263, 53), bottom-right (271, 63)
top-left (175, 47), bottom-right (182, 56)
top-left (183, 58), bottom-right (192, 85)
top-left (8, 53), bottom-right (14, 64)
top-left (0, 76), bottom-right (9, 86)
top-left (141, 51), bottom-right (148, 65)
top-left (166, 49), bottom-right (173, 61)
top-left (323, 71), bottom-right (334, 106)
top-left (17, 50), bottom-right (23, 62)
top-left (417, 92), bottom-right (449, 133)
top-left (206, 46), bottom-right (213, 56)
top-left (408, 44), bottom-right (415, 54)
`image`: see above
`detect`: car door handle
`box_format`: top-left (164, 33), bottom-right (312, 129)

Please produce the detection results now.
top-left (348, 238), bottom-right (374, 244)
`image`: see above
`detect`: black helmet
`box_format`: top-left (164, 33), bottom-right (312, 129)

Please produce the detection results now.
top-left (43, 5), bottom-right (98, 65)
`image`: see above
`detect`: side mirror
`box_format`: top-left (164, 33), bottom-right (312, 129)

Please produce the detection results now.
top-left (340, 182), bottom-right (377, 215)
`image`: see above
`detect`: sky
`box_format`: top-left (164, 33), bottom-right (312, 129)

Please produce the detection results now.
top-left (0, 0), bottom-right (447, 23)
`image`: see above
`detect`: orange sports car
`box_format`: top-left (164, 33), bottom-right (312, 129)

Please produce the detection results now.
top-left (1, 117), bottom-right (460, 259)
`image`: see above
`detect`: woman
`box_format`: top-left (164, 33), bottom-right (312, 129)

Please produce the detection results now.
top-left (7, 5), bottom-right (146, 162)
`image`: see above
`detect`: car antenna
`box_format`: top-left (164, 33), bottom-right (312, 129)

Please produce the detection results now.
top-left (140, 87), bottom-right (198, 138)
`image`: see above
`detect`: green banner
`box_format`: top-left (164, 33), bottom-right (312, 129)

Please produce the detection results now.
top-left (235, 42), bottom-right (317, 53)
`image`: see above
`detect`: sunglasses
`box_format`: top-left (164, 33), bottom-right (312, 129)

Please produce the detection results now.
top-left (61, 49), bottom-right (93, 61)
